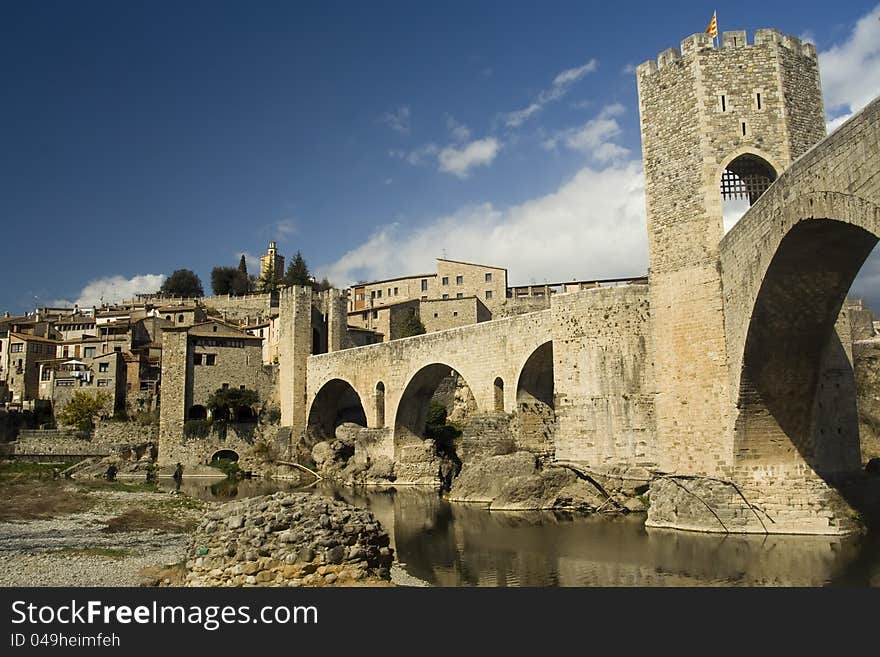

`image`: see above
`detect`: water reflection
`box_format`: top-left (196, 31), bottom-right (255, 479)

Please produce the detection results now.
top-left (168, 476), bottom-right (880, 587)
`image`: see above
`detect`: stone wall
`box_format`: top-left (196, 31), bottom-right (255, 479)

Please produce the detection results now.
top-left (853, 338), bottom-right (880, 463)
top-left (200, 292), bottom-right (277, 322)
top-left (552, 285), bottom-right (655, 468)
top-left (421, 297), bottom-right (491, 333)
top-left (13, 427), bottom-right (153, 459)
top-left (93, 420), bottom-right (158, 444)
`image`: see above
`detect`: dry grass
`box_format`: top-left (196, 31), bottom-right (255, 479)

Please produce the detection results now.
top-left (0, 464), bottom-right (95, 522)
top-left (103, 508), bottom-right (197, 534)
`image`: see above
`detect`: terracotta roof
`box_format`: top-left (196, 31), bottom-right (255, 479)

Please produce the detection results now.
top-left (351, 273), bottom-right (436, 288)
top-left (9, 333), bottom-right (59, 344)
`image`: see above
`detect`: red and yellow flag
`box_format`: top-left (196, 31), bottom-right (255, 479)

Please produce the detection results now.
top-left (706, 11), bottom-right (718, 38)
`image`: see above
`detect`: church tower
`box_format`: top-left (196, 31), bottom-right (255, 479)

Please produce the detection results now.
top-left (636, 29), bottom-right (826, 474)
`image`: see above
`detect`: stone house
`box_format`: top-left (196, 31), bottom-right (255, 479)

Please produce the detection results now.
top-left (348, 258), bottom-right (508, 314)
top-left (159, 320), bottom-right (275, 428)
top-left (421, 296), bottom-right (492, 333)
top-left (6, 333), bottom-right (60, 403)
top-left (347, 299), bottom-right (421, 341)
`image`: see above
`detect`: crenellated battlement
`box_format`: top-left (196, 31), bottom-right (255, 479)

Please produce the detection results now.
top-left (637, 29), bottom-right (818, 77)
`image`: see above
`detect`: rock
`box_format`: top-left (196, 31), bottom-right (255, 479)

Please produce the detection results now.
top-left (623, 496), bottom-right (648, 513)
top-left (184, 492), bottom-right (393, 587)
top-left (448, 452), bottom-right (538, 502)
top-left (489, 469), bottom-right (606, 511)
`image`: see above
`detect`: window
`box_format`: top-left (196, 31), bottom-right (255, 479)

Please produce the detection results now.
top-left (433, 313), bottom-right (439, 318)
top-left (456, 293), bottom-right (463, 299)
top-left (756, 92), bottom-right (762, 110)
top-left (99, 362), bottom-right (109, 372)
top-left (377, 290), bottom-right (382, 298)
top-left (97, 379), bottom-right (110, 387)
top-left (11, 343), bottom-right (22, 353)
top-left (165, 315), bottom-right (171, 321)
top-left (84, 347), bottom-right (96, 358)
top-left (372, 310), bottom-right (378, 319)
top-left (205, 354), bottom-right (216, 366)
top-left (387, 288), bottom-right (392, 296)
top-left (393, 287), bottom-right (398, 295)
top-left (456, 275), bottom-right (463, 285)
top-left (442, 294), bottom-right (449, 300)
top-left (485, 290), bottom-right (493, 300)
top-left (212, 325), bottom-right (218, 333)
top-left (453, 312), bottom-right (458, 317)
top-left (240, 385), bottom-right (246, 390)
top-left (194, 353), bottom-right (203, 365)
top-left (421, 295), bottom-right (428, 300)
top-left (485, 272), bottom-right (492, 282)
top-left (222, 383), bottom-right (229, 389)
top-left (371, 290), bottom-right (376, 298)
top-left (421, 279), bottom-right (428, 291)
top-left (720, 94), bottom-right (727, 112)
top-left (178, 314), bottom-right (184, 323)
top-left (442, 277), bottom-right (449, 285)
top-left (114, 346), bottom-right (121, 353)
top-left (741, 121), bottom-right (748, 137)
top-left (362, 312), bottom-right (368, 320)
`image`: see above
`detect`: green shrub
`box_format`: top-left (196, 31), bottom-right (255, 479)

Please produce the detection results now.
top-left (183, 419), bottom-right (211, 438)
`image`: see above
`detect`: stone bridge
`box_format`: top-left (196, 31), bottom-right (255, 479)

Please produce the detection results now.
top-left (719, 97), bottom-right (880, 480)
top-left (302, 283), bottom-right (654, 481)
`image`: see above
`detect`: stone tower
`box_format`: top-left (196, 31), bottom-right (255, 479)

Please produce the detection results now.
top-left (636, 29), bottom-right (826, 475)
top-left (260, 241), bottom-right (285, 284)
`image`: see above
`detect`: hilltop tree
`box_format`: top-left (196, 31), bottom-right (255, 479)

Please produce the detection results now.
top-left (160, 269), bottom-right (204, 298)
top-left (283, 251), bottom-right (312, 287)
top-left (211, 265), bottom-right (251, 296)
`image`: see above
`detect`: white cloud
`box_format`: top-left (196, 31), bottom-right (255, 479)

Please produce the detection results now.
top-left (818, 5), bottom-right (880, 125)
top-left (438, 137), bottom-right (502, 178)
top-left (238, 251), bottom-right (261, 274)
top-left (380, 106), bottom-right (411, 134)
top-left (543, 104), bottom-right (629, 162)
top-left (446, 115), bottom-right (472, 142)
top-left (321, 161), bottom-right (647, 287)
top-left (504, 59), bottom-right (598, 127)
top-left (389, 143), bottom-right (439, 166)
top-left (65, 274), bottom-right (167, 307)
top-left (621, 63), bottom-right (637, 75)
top-left (274, 219), bottom-right (297, 240)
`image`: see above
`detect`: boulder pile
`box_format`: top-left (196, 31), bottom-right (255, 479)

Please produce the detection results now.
top-left (185, 492), bottom-right (394, 586)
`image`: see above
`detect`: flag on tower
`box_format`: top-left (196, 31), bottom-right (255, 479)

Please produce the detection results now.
top-left (706, 11), bottom-right (718, 38)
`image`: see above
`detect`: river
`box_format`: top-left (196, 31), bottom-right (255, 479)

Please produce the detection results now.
top-left (163, 476), bottom-right (880, 587)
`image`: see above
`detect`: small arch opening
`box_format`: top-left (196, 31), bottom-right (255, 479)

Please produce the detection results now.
top-left (188, 404), bottom-right (207, 420)
top-left (493, 377), bottom-right (504, 412)
top-left (721, 153), bottom-right (778, 234)
top-left (375, 382), bottom-right (386, 427)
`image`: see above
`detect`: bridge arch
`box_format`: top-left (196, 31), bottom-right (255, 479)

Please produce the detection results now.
top-left (306, 378), bottom-right (368, 443)
top-left (515, 341), bottom-right (555, 455)
top-left (393, 363), bottom-right (476, 457)
top-left (727, 195), bottom-right (880, 476)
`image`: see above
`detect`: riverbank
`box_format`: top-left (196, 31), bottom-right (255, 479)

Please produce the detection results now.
top-left (0, 462), bottom-right (204, 587)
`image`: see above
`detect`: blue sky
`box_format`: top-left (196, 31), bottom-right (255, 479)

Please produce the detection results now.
top-left (2, 1), bottom-right (879, 314)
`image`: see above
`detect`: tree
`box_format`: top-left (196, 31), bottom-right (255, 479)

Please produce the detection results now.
top-left (283, 251), bottom-right (311, 287)
top-left (238, 254), bottom-right (248, 276)
top-left (206, 387), bottom-right (259, 422)
top-left (257, 260), bottom-right (278, 293)
top-left (57, 391), bottom-right (112, 432)
top-left (211, 266), bottom-right (251, 295)
top-left (161, 269), bottom-right (204, 297)
top-left (397, 311), bottom-right (426, 338)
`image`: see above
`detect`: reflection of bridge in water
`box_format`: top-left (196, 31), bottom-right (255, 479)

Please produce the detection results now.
top-left (329, 486), bottom-right (874, 587)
